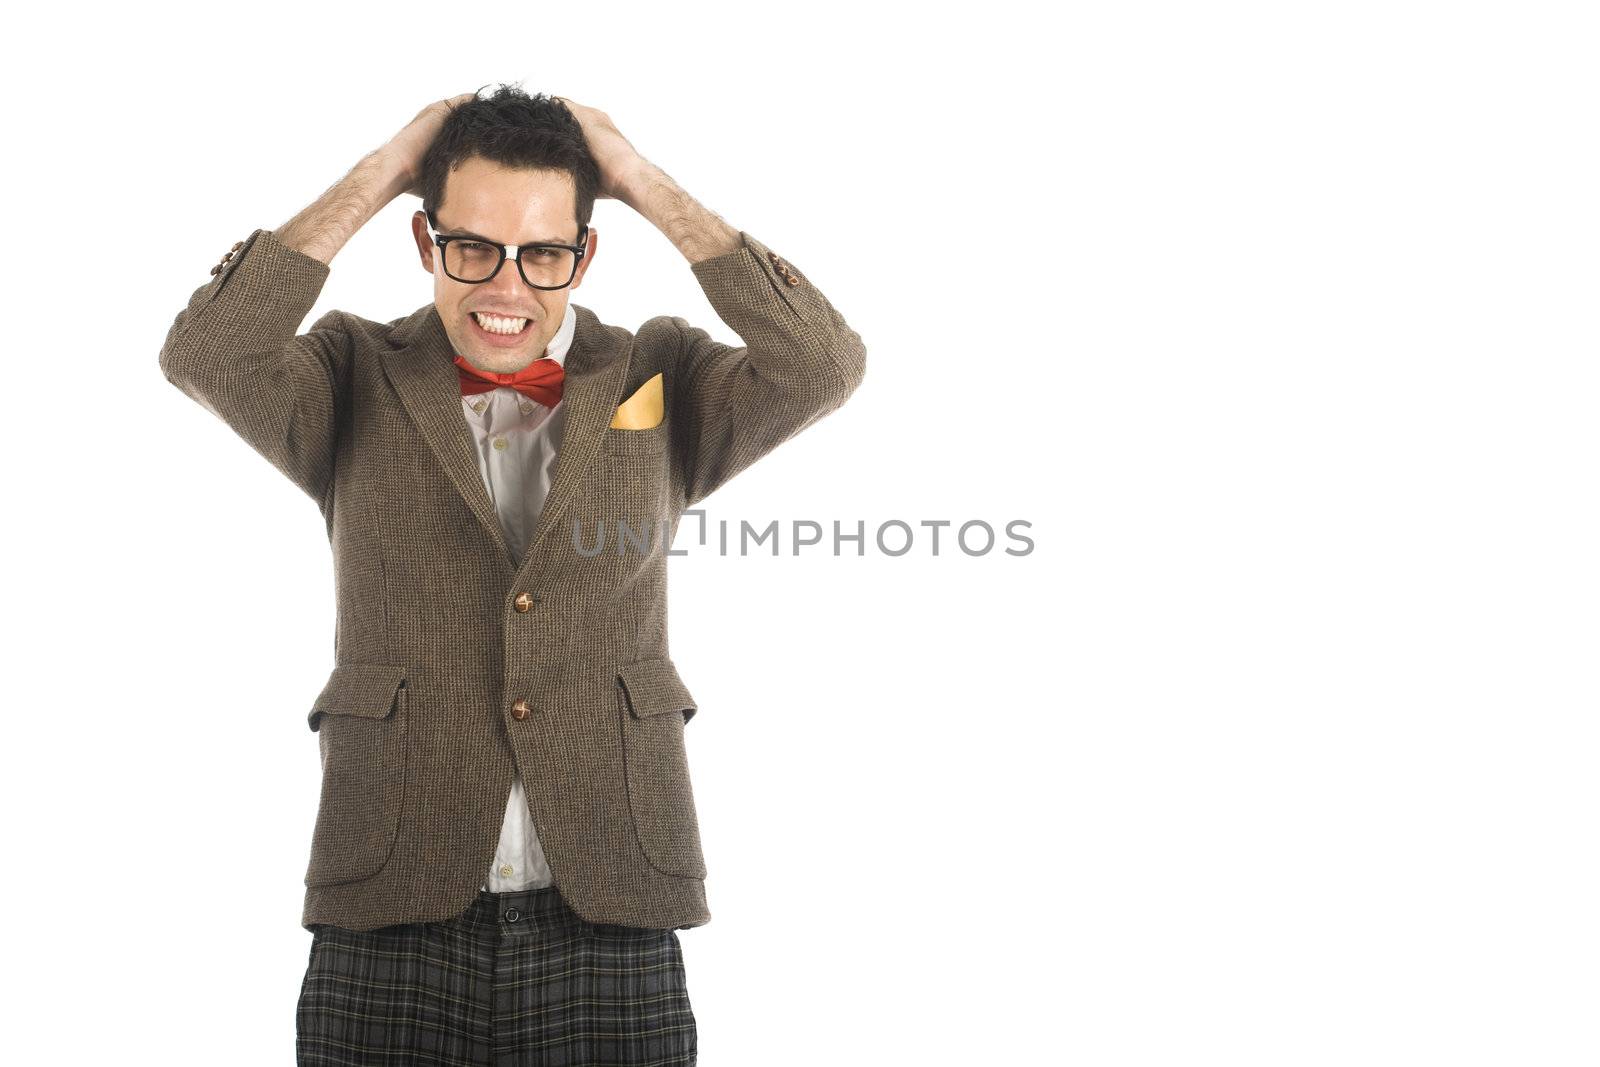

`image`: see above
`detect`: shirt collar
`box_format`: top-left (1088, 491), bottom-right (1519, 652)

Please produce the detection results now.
top-left (542, 300), bottom-right (578, 367)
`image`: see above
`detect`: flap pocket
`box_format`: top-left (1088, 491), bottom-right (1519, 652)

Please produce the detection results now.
top-left (307, 664), bottom-right (407, 732)
top-left (616, 657), bottom-right (697, 724)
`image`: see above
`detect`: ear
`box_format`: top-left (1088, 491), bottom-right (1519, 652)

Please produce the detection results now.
top-left (410, 211), bottom-right (435, 274)
top-left (569, 226), bottom-right (598, 291)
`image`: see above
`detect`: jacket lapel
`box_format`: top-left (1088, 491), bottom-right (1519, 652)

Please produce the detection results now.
top-left (382, 302), bottom-right (631, 575)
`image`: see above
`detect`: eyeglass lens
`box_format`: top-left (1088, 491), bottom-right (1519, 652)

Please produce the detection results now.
top-left (444, 241), bottom-right (578, 288)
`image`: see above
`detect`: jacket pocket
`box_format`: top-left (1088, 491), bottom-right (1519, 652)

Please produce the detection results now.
top-left (603, 414), bottom-right (669, 456)
top-left (303, 664), bottom-right (409, 886)
top-left (616, 657), bottom-right (706, 879)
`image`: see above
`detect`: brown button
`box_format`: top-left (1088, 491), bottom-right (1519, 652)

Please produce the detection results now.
top-left (785, 274), bottom-right (800, 286)
top-left (231, 240), bottom-right (244, 251)
top-left (511, 699), bottom-right (532, 720)
top-left (210, 264), bottom-right (223, 276)
top-left (513, 591), bottom-right (534, 612)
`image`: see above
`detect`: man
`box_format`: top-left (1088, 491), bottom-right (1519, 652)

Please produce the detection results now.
top-left (158, 86), bottom-right (866, 1065)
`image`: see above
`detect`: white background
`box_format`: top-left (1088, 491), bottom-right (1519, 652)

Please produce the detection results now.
top-left (4, 1), bottom-right (1596, 1064)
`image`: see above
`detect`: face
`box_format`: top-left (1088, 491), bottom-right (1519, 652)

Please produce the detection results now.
top-left (410, 156), bottom-right (599, 374)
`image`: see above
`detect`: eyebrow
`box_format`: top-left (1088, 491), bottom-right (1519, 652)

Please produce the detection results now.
top-left (440, 226), bottom-right (572, 245)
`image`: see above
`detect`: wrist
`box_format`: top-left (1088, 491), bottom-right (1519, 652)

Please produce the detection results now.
top-left (615, 158), bottom-right (663, 209)
top-left (366, 148), bottom-right (417, 200)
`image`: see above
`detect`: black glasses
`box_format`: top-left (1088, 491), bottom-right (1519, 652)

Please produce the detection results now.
top-left (425, 212), bottom-right (588, 290)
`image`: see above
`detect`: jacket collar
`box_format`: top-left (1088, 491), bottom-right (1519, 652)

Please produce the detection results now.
top-left (382, 301), bottom-right (632, 577)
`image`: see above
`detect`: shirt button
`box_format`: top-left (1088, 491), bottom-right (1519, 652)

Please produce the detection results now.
top-left (519, 402), bottom-right (535, 416)
top-left (472, 400), bottom-right (487, 413)
top-left (493, 437), bottom-right (508, 451)
top-left (500, 864), bottom-right (514, 877)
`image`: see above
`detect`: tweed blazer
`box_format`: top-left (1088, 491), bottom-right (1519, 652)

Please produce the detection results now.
top-left (158, 225), bottom-right (866, 932)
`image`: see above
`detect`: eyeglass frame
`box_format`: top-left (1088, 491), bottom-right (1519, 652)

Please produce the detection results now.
top-left (423, 209), bottom-right (589, 290)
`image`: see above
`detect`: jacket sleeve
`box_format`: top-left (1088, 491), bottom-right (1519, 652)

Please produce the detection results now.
top-left (158, 227), bottom-right (351, 509)
top-left (666, 230), bottom-right (867, 509)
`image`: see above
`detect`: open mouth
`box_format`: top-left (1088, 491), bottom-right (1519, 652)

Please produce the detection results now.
top-left (469, 311), bottom-right (533, 338)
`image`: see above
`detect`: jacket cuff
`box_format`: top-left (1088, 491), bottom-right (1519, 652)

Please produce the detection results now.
top-left (191, 227), bottom-right (331, 337)
top-left (687, 230), bottom-right (864, 390)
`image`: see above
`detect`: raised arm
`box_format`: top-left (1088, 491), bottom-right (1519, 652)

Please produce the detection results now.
top-left (157, 95), bottom-right (472, 507)
top-left (557, 97), bottom-right (868, 507)
top-left (665, 223), bottom-right (866, 508)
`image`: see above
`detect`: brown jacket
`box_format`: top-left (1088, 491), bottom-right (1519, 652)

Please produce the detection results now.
top-left (158, 226), bottom-right (866, 932)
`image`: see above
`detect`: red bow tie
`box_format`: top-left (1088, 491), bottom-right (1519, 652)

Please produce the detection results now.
top-left (454, 354), bottom-right (564, 408)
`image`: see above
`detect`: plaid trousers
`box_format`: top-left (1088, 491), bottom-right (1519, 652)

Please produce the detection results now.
top-left (296, 885), bottom-right (697, 1065)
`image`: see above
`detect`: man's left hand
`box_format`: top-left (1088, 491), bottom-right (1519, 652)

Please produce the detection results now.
top-left (553, 96), bottom-right (650, 202)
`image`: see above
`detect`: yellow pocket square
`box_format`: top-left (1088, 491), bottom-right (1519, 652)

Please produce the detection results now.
top-left (609, 372), bottom-right (664, 429)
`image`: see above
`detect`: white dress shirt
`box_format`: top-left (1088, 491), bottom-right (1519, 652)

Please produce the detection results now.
top-left (459, 300), bottom-right (577, 893)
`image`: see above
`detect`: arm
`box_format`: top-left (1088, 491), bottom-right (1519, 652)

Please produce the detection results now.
top-left (157, 96), bottom-right (470, 507)
top-left (628, 165), bottom-right (866, 507)
top-left (158, 226), bottom-right (348, 507)
top-left (157, 151), bottom-right (404, 506)
top-left (556, 98), bottom-right (867, 507)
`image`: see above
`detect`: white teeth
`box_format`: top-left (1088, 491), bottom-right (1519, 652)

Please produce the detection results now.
top-left (472, 311), bottom-right (528, 335)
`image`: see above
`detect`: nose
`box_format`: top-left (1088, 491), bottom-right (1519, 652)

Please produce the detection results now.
top-left (485, 254), bottom-right (535, 296)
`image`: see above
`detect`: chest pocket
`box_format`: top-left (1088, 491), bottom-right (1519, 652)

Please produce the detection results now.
top-left (603, 417), bottom-right (669, 456)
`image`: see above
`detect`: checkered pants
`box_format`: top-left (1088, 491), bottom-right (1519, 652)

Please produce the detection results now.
top-left (296, 885), bottom-right (697, 1065)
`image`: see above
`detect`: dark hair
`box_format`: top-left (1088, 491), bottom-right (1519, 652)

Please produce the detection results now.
top-left (420, 83), bottom-right (601, 239)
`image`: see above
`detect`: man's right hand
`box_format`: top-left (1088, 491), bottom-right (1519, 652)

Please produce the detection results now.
top-left (382, 92), bottom-right (478, 199)
top-left (274, 92), bottom-right (478, 265)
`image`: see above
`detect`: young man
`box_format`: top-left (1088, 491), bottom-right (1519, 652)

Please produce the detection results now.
top-left (158, 86), bottom-right (866, 1065)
